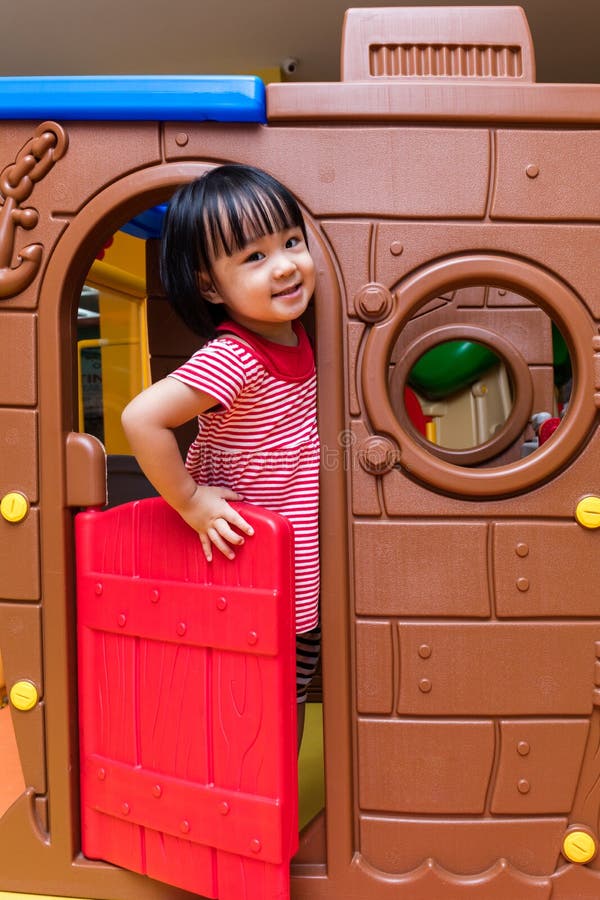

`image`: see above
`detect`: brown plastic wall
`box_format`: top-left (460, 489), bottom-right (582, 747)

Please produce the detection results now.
top-left (1, 7), bottom-right (600, 900)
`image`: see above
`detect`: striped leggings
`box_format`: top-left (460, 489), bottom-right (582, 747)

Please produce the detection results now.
top-left (296, 624), bottom-right (321, 703)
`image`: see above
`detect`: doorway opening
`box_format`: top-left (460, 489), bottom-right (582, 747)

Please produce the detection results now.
top-left (73, 196), bottom-right (325, 845)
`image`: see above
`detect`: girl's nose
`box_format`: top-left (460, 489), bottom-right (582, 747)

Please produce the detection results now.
top-left (273, 251), bottom-right (296, 277)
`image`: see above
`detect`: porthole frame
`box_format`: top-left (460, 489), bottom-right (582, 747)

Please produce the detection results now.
top-left (361, 254), bottom-right (596, 498)
top-left (390, 324), bottom-right (534, 465)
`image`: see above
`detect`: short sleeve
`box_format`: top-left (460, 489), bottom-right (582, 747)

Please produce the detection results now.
top-left (168, 340), bottom-right (249, 410)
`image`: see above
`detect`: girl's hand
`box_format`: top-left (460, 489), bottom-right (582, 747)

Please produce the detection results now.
top-left (121, 379), bottom-right (254, 561)
top-left (176, 484), bottom-right (254, 561)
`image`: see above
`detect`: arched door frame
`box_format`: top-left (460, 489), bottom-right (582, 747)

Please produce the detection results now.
top-left (37, 161), bottom-right (350, 886)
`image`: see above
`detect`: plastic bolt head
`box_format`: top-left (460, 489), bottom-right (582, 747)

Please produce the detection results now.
top-left (9, 680), bottom-right (38, 711)
top-left (575, 496), bottom-right (600, 529)
top-left (355, 283), bottom-right (393, 322)
top-left (563, 829), bottom-right (597, 864)
top-left (358, 436), bottom-right (400, 474)
top-left (0, 491), bottom-right (29, 523)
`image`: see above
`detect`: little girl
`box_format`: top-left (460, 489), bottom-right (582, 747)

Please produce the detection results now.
top-left (121, 164), bottom-right (320, 743)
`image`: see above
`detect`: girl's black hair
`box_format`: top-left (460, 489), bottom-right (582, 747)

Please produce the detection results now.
top-left (160, 164), bottom-right (308, 340)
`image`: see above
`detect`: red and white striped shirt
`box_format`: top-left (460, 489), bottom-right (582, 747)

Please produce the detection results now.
top-left (169, 319), bottom-right (319, 633)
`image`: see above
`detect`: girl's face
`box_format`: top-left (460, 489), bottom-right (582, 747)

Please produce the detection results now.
top-left (202, 225), bottom-right (315, 345)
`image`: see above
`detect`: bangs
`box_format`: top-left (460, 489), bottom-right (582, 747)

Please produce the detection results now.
top-left (200, 167), bottom-right (306, 264)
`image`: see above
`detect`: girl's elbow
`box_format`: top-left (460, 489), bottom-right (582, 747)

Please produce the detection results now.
top-left (121, 397), bottom-right (143, 438)
top-left (121, 401), bottom-right (133, 430)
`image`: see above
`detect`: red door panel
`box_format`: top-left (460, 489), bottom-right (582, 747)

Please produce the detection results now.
top-left (77, 497), bottom-right (297, 900)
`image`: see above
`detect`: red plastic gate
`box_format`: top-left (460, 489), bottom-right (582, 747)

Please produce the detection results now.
top-left (76, 497), bottom-right (298, 900)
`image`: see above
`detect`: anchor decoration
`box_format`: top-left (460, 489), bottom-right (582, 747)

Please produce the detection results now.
top-left (0, 120), bottom-right (68, 299)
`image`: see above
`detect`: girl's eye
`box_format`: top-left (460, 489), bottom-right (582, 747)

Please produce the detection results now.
top-left (244, 251), bottom-right (264, 263)
top-left (286, 235), bottom-right (301, 249)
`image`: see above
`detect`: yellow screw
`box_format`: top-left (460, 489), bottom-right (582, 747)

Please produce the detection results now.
top-left (0, 491), bottom-right (29, 523)
top-left (575, 496), bottom-right (600, 529)
top-left (563, 830), bottom-right (597, 864)
top-left (9, 680), bottom-right (38, 711)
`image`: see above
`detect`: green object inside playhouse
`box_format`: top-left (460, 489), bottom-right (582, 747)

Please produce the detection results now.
top-left (409, 326), bottom-right (571, 401)
top-left (409, 340), bottom-right (499, 400)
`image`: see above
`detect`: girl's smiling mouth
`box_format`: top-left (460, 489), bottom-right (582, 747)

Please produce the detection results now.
top-left (273, 281), bottom-right (302, 298)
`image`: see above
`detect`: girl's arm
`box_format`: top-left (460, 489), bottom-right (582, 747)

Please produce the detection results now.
top-left (121, 377), bottom-right (254, 560)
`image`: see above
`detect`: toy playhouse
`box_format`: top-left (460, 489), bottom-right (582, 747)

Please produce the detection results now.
top-left (2, 5), bottom-right (600, 899)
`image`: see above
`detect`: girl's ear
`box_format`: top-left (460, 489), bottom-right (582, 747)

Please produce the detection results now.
top-left (198, 273), bottom-right (224, 305)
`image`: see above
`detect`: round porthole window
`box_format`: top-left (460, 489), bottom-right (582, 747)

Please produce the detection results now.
top-left (390, 323), bottom-right (537, 466)
top-left (362, 254), bottom-right (596, 498)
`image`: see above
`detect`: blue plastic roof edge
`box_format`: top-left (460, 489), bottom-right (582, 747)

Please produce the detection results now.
top-left (121, 205), bottom-right (167, 240)
top-left (0, 75), bottom-right (266, 122)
